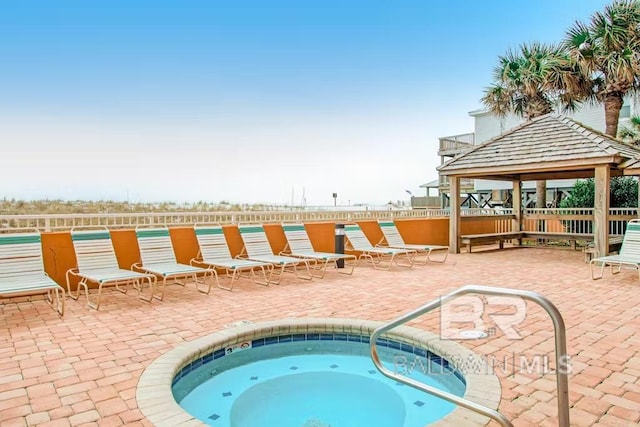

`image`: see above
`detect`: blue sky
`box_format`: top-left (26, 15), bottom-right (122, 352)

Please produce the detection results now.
top-left (0, 0), bottom-right (611, 206)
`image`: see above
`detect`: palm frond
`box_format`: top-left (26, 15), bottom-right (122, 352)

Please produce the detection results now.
top-left (481, 83), bottom-right (513, 117)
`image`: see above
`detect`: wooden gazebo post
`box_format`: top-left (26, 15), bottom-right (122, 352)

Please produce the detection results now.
top-left (512, 179), bottom-right (522, 236)
top-left (594, 165), bottom-right (610, 258)
top-left (449, 176), bottom-right (460, 253)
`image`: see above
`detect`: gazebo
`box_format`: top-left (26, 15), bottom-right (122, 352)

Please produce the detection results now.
top-left (438, 114), bottom-right (640, 257)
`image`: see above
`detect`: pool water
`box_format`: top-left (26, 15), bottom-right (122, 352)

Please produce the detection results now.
top-left (174, 339), bottom-right (465, 427)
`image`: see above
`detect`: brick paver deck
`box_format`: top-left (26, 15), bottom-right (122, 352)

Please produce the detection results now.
top-left (1, 247), bottom-right (639, 426)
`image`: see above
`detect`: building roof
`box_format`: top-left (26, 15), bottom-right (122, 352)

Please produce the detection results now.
top-left (438, 114), bottom-right (640, 179)
top-left (467, 107), bottom-right (489, 116)
top-left (419, 179), bottom-right (440, 188)
top-left (621, 156), bottom-right (640, 173)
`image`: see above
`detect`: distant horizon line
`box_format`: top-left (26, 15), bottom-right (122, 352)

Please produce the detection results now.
top-left (0, 197), bottom-right (410, 208)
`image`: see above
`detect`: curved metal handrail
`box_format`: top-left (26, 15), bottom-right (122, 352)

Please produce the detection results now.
top-left (370, 285), bottom-right (570, 427)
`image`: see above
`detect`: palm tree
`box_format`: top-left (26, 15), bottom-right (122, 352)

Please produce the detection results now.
top-left (619, 115), bottom-right (640, 143)
top-left (482, 42), bottom-right (578, 208)
top-left (483, 43), bottom-right (558, 120)
top-left (565, 0), bottom-right (640, 136)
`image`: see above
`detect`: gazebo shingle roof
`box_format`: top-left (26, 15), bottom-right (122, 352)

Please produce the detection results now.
top-left (438, 114), bottom-right (640, 176)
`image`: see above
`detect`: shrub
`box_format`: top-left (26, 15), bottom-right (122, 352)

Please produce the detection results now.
top-left (559, 177), bottom-right (638, 209)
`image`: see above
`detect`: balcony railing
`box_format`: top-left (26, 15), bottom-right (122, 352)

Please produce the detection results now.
top-left (438, 132), bottom-right (475, 153)
top-left (410, 196), bottom-right (441, 209)
top-left (438, 176), bottom-right (475, 189)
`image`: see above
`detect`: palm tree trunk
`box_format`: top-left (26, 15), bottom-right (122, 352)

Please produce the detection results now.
top-left (604, 93), bottom-right (624, 136)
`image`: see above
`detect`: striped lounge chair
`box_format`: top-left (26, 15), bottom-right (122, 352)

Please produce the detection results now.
top-left (192, 224), bottom-right (274, 290)
top-left (67, 228), bottom-right (157, 310)
top-left (344, 223), bottom-right (416, 270)
top-left (238, 224), bottom-right (313, 284)
top-left (377, 220), bottom-right (448, 264)
top-left (281, 223), bottom-right (357, 278)
top-left (133, 225), bottom-right (218, 299)
top-left (0, 230), bottom-right (65, 316)
top-left (590, 219), bottom-right (640, 281)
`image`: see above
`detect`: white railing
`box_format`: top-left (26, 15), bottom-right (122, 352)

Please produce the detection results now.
top-left (0, 209), bottom-right (449, 231)
top-left (424, 208), bottom-right (515, 216)
top-left (462, 208), bottom-right (514, 216)
top-left (438, 176), bottom-right (475, 188)
top-left (438, 132), bottom-right (475, 151)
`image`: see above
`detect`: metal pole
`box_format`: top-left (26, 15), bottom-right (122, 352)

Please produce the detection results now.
top-left (334, 223), bottom-right (345, 268)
